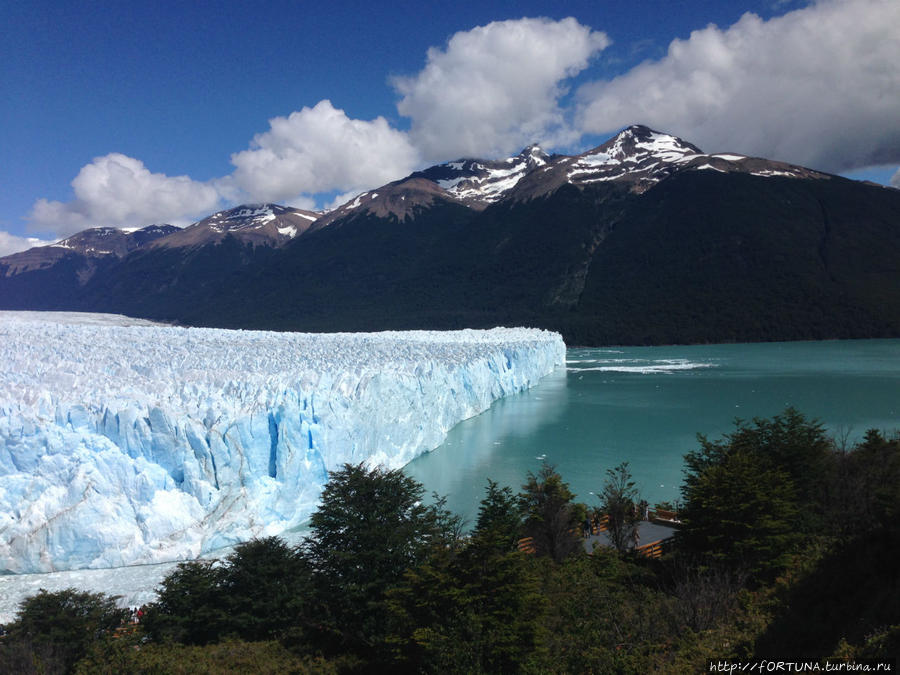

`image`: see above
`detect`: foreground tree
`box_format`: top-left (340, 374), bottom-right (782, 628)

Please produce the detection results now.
top-left (518, 463), bottom-right (584, 562)
top-left (0, 588), bottom-right (128, 674)
top-left (827, 428), bottom-right (900, 534)
top-left (73, 639), bottom-right (344, 674)
top-left (472, 479), bottom-right (522, 552)
top-left (303, 462), bottom-right (461, 656)
top-left (142, 560), bottom-right (228, 645)
top-left (220, 537), bottom-right (312, 642)
top-left (678, 412), bottom-right (811, 580)
top-left (142, 537), bottom-right (311, 646)
top-left (387, 480), bottom-right (546, 672)
top-left (683, 408), bottom-right (830, 530)
top-left (599, 461), bottom-right (641, 552)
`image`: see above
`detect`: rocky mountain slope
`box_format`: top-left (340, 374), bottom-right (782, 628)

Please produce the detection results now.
top-left (154, 204), bottom-right (319, 248)
top-left (1, 224), bottom-right (178, 277)
top-left (0, 205), bottom-right (316, 311)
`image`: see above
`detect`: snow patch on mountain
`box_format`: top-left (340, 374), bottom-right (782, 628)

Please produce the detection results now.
top-left (416, 145), bottom-right (551, 207)
top-left (563, 125), bottom-right (829, 194)
top-left (0, 312), bottom-right (564, 574)
top-left (151, 204), bottom-right (320, 248)
top-left (347, 193), bottom-right (368, 210)
top-left (208, 204), bottom-right (279, 230)
top-left (566, 126), bottom-right (701, 189)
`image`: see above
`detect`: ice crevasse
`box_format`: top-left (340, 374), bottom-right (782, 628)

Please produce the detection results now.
top-left (0, 312), bottom-right (565, 574)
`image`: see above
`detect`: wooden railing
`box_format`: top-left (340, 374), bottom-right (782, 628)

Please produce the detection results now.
top-left (650, 509), bottom-right (679, 522)
top-left (517, 536), bottom-right (535, 554)
top-left (636, 539), bottom-right (665, 559)
top-left (112, 623), bottom-right (140, 639)
top-left (639, 536), bottom-right (677, 558)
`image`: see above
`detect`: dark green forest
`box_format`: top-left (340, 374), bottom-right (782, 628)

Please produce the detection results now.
top-left (2, 410), bottom-right (898, 673)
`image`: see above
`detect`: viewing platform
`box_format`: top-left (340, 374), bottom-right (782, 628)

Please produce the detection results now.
top-left (517, 509), bottom-right (680, 558)
top-left (583, 521), bottom-right (679, 557)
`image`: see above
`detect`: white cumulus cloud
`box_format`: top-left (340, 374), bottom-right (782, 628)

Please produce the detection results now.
top-left (229, 100), bottom-right (421, 203)
top-left (29, 154), bottom-right (221, 238)
top-left (0, 231), bottom-right (56, 257)
top-left (576, 0), bottom-right (900, 173)
top-left (283, 195), bottom-right (319, 212)
top-left (891, 167), bottom-right (900, 189)
top-left (393, 17), bottom-right (610, 162)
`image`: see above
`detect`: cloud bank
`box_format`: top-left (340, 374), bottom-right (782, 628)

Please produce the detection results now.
top-left (29, 154), bottom-right (222, 237)
top-left (0, 232), bottom-right (55, 257)
top-left (576, 0), bottom-right (900, 173)
top-left (392, 17), bottom-right (609, 161)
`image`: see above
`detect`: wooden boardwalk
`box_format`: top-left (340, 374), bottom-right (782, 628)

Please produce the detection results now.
top-left (517, 514), bottom-right (678, 558)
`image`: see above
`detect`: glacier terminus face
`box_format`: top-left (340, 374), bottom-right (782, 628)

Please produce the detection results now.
top-left (0, 311), bottom-right (565, 574)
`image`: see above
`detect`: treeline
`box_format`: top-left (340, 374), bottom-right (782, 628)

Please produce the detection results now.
top-left (2, 409), bottom-right (898, 673)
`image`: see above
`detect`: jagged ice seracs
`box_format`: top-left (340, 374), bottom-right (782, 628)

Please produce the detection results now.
top-left (0, 312), bottom-right (565, 574)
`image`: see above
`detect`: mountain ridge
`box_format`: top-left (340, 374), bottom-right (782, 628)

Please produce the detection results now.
top-left (1, 124), bottom-right (839, 259)
top-left (152, 204), bottom-right (320, 249)
top-left (2, 126), bottom-right (898, 346)
top-left (320, 125), bottom-right (835, 223)
top-left (1, 224), bottom-right (179, 277)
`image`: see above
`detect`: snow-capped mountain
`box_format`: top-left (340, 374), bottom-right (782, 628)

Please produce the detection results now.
top-left (154, 203), bottom-right (320, 248)
top-left (0, 224), bottom-right (178, 277)
top-left (310, 178), bottom-right (466, 231)
top-left (0, 205), bottom-right (322, 312)
top-left (310, 147), bottom-right (553, 229)
top-left (0, 204), bottom-right (319, 280)
top-left (414, 144), bottom-right (552, 207)
top-left (522, 124), bottom-right (829, 198)
top-left (325, 125), bottom-right (830, 222)
top-left (1, 125), bottom-right (831, 267)
top-left (3, 124), bottom-right (898, 346)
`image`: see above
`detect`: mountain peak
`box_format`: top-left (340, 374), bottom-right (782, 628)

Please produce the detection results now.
top-left (555, 124), bottom-right (827, 194)
top-left (594, 125), bottom-right (704, 163)
top-left (405, 145), bottom-right (553, 209)
top-left (48, 225), bottom-right (180, 255)
top-left (152, 203), bottom-right (320, 249)
top-left (0, 223), bottom-right (180, 278)
top-left (517, 144), bottom-right (550, 167)
top-left (312, 177), bottom-right (466, 230)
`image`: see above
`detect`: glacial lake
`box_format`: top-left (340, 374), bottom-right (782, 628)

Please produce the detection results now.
top-left (404, 339), bottom-right (900, 524)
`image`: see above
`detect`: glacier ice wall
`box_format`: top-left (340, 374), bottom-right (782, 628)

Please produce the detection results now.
top-left (0, 311), bottom-right (565, 574)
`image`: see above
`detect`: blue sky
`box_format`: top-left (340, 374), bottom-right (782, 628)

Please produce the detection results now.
top-left (2, 0), bottom-right (898, 254)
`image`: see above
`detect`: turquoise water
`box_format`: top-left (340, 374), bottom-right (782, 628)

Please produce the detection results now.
top-left (404, 339), bottom-right (900, 525)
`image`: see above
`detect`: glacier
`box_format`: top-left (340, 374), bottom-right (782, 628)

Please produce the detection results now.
top-left (0, 311), bottom-right (565, 575)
